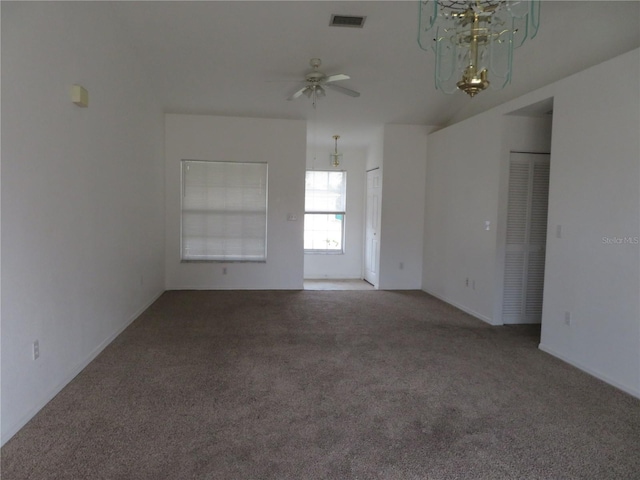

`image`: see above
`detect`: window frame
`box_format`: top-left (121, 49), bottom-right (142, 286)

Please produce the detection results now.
top-left (304, 170), bottom-right (347, 255)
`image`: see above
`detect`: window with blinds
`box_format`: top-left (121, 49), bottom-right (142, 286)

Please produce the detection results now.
top-left (181, 160), bottom-right (268, 261)
top-left (304, 170), bottom-right (346, 253)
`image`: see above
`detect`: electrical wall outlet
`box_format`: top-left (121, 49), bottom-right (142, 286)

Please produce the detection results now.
top-left (564, 311), bottom-right (571, 326)
top-left (33, 340), bottom-right (40, 360)
top-left (465, 278), bottom-right (469, 287)
top-left (223, 267), bottom-right (227, 275)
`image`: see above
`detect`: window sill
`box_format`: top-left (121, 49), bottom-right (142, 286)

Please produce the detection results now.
top-left (181, 259), bottom-right (267, 263)
top-left (304, 251), bottom-right (345, 255)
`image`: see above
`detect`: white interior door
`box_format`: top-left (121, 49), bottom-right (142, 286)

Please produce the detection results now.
top-left (503, 152), bottom-right (550, 324)
top-left (364, 169), bottom-right (381, 286)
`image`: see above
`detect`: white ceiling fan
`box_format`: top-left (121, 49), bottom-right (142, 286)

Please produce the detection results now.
top-left (287, 58), bottom-right (360, 107)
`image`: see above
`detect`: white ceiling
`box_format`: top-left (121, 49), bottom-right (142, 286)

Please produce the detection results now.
top-left (112, 1), bottom-right (640, 148)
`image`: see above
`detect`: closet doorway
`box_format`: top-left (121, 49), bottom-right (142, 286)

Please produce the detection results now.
top-left (502, 152), bottom-right (550, 324)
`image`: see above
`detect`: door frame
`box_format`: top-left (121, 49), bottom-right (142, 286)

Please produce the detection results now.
top-left (364, 168), bottom-right (381, 287)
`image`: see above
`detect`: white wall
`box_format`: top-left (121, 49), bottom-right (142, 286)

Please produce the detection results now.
top-left (423, 118), bottom-right (503, 322)
top-left (366, 126), bottom-right (385, 172)
top-left (304, 148), bottom-right (367, 279)
top-left (1, 2), bottom-right (165, 445)
top-left (423, 49), bottom-right (640, 397)
top-left (164, 114), bottom-right (306, 290)
top-left (539, 50), bottom-right (640, 397)
top-left (378, 124), bottom-right (428, 290)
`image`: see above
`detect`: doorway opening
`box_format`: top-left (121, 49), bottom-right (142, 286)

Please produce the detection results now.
top-left (303, 147), bottom-right (369, 288)
top-left (500, 98), bottom-right (554, 328)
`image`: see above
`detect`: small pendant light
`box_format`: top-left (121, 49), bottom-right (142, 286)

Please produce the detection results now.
top-left (330, 135), bottom-right (342, 167)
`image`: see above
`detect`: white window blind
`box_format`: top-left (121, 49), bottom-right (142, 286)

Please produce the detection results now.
top-left (304, 171), bottom-right (346, 252)
top-left (181, 160), bottom-right (268, 261)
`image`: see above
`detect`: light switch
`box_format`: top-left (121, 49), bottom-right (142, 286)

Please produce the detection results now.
top-left (287, 214), bottom-right (297, 221)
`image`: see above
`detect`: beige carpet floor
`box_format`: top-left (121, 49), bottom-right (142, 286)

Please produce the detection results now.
top-left (2, 290), bottom-right (639, 479)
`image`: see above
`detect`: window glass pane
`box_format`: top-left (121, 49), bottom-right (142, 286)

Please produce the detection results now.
top-left (305, 171), bottom-right (346, 212)
top-left (181, 160), bottom-right (267, 261)
top-left (304, 214), bottom-right (344, 251)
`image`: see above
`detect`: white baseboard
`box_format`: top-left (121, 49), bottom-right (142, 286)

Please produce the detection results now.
top-left (167, 285), bottom-right (303, 290)
top-left (421, 288), bottom-right (498, 325)
top-left (303, 276), bottom-right (364, 280)
top-left (1, 289), bottom-right (165, 447)
top-left (539, 343), bottom-right (640, 400)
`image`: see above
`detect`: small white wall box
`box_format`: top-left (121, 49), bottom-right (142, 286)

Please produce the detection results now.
top-left (71, 84), bottom-right (88, 107)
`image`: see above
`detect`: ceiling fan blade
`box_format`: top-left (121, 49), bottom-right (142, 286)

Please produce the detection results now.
top-left (287, 86), bottom-right (308, 101)
top-left (325, 73), bottom-right (350, 83)
top-left (267, 78), bottom-right (304, 83)
top-left (326, 83), bottom-right (360, 98)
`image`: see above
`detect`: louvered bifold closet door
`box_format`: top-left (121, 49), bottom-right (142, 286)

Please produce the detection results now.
top-left (525, 160), bottom-right (550, 321)
top-left (503, 159), bottom-right (530, 323)
top-left (503, 153), bottom-right (550, 324)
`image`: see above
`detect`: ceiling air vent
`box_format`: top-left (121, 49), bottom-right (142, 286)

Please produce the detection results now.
top-left (329, 14), bottom-right (366, 28)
